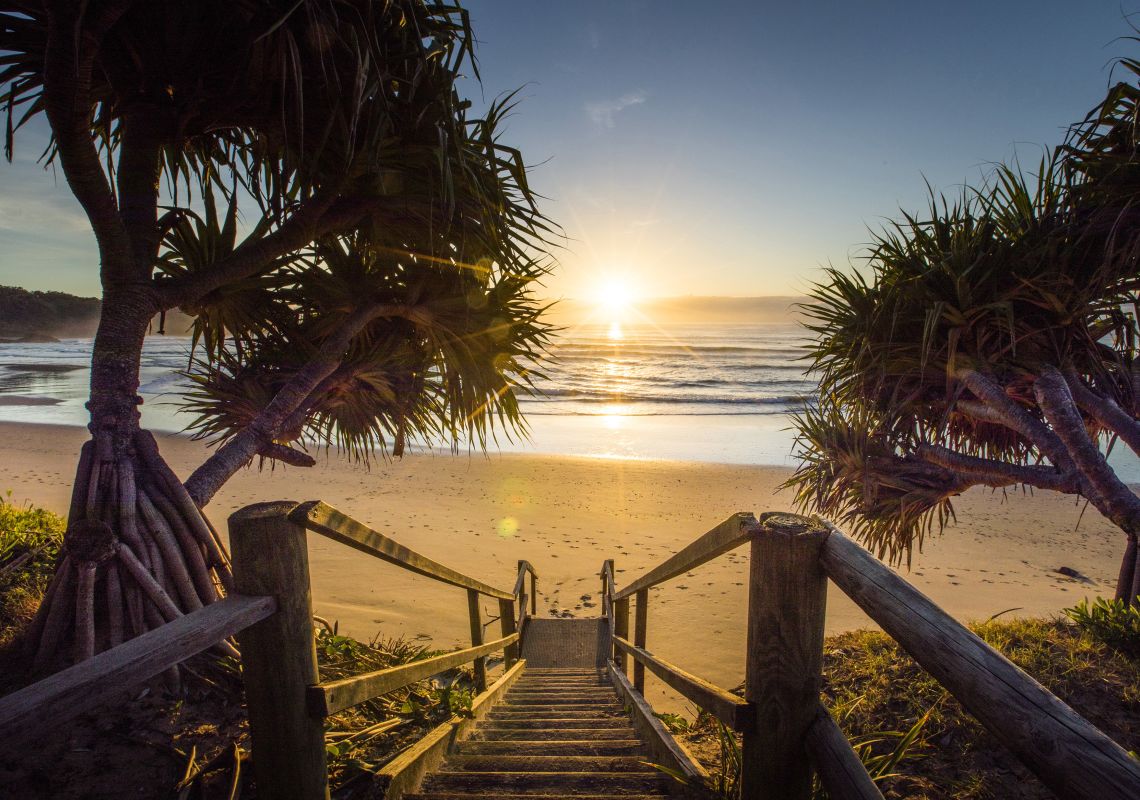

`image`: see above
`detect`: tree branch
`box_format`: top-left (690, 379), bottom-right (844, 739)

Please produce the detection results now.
top-left (915, 443), bottom-right (1078, 493)
top-left (41, 3), bottom-right (133, 278)
top-left (1035, 366), bottom-right (1140, 534)
top-left (183, 303), bottom-right (411, 506)
top-left (1062, 368), bottom-right (1140, 458)
top-left (956, 368), bottom-right (1076, 472)
top-left (257, 443), bottom-right (316, 468)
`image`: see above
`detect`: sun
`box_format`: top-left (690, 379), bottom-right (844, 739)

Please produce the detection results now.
top-left (594, 277), bottom-right (638, 319)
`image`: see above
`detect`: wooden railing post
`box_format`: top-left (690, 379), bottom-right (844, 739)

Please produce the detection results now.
top-left (741, 513), bottom-right (829, 800)
top-left (499, 598), bottom-right (519, 666)
top-left (633, 588), bottom-right (648, 692)
top-left (613, 596), bottom-right (630, 673)
top-left (229, 501), bottom-right (329, 800)
top-left (466, 589), bottom-right (487, 693)
top-left (530, 572), bottom-right (537, 616)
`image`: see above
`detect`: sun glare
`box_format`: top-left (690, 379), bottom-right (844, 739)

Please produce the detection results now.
top-left (594, 277), bottom-right (639, 322)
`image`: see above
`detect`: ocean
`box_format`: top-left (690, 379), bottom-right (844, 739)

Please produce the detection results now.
top-left (0, 323), bottom-right (813, 466)
top-left (5, 324), bottom-right (1137, 478)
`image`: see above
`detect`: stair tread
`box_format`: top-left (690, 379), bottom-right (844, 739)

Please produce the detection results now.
top-left (443, 755), bottom-right (655, 773)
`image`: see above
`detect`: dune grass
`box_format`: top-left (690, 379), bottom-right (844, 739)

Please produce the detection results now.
top-left (677, 617), bottom-right (1140, 799)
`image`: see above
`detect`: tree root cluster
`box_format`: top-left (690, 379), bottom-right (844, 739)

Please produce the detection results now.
top-left (24, 430), bottom-right (234, 676)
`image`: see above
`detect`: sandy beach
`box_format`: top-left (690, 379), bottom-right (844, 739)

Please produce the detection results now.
top-left (0, 420), bottom-right (1124, 713)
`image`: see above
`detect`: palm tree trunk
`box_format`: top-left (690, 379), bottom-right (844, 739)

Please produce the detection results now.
top-left (24, 293), bottom-right (232, 671)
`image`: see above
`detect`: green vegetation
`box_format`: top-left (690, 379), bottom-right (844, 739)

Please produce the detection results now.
top-left (679, 618), bottom-right (1140, 800)
top-left (0, 494), bottom-right (63, 649)
top-left (1065, 597), bottom-right (1140, 659)
top-left (785, 47), bottom-right (1140, 602)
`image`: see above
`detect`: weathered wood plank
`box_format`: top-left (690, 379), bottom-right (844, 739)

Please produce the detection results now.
top-left (606, 661), bottom-right (710, 783)
top-left (291, 501), bottom-right (512, 600)
top-left (499, 597), bottom-right (519, 665)
top-left (375, 659), bottom-right (527, 800)
top-left (806, 705), bottom-right (885, 800)
top-left (308, 633), bottom-right (519, 717)
top-left (614, 512), bottom-right (758, 601)
top-left (229, 501), bottom-right (328, 800)
top-left (742, 513), bottom-right (829, 800)
top-left (611, 635), bottom-right (752, 730)
top-left (0, 594), bottom-right (274, 749)
top-left (633, 588), bottom-right (648, 692)
top-left (613, 597), bottom-right (630, 672)
top-left (468, 589), bottom-right (488, 693)
top-left (821, 524), bottom-right (1140, 800)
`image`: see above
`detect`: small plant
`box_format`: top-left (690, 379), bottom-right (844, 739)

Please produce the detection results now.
top-left (0, 493), bottom-right (65, 647)
top-left (654, 711), bottom-right (691, 734)
top-left (1064, 597), bottom-right (1140, 659)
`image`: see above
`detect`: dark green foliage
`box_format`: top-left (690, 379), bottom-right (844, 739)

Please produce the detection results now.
top-left (1065, 597), bottom-right (1140, 659)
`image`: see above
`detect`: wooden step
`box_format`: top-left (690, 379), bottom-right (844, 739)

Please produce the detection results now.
top-left (505, 694), bottom-right (620, 705)
top-left (483, 720), bottom-right (638, 733)
top-left (507, 687), bottom-right (618, 696)
top-left (472, 727), bottom-right (640, 741)
top-left (443, 755), bottom-right (655, 773)
top-left (406, 795), bottom-right (666, 800)
top-left (493, 706), bottom-right (624, 717)
top-left (422, 770), bottom-right (671, 793)
top-left (458, 739), bottom-right (645, 756)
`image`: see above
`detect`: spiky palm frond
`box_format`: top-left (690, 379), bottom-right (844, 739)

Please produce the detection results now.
top-left (791, 75), bottom-right (1140, 561)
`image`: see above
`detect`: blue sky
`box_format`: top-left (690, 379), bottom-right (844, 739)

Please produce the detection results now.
top-left (0, 1), bottom-right (1135, 301)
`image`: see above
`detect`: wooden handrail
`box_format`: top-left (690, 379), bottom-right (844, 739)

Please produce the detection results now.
top-left (517, 560), bottom-right (538, 580)
top-left (611, 635), bottom-right (753, 730)
top-left (291, 501), bottom-right (513, 600)
top-left (0, 594), bottom-right (275, 749)
top-left (613, 512), bottom-right (759, 601)
top-left (805, 706), bottom-right (885, 800)
top-left (308, 633), bottom-right (521, 717)
top-left (820, 524), bottom-right (1140, 799)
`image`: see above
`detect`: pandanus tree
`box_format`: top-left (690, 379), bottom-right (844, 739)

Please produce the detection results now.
top-left (0, 0), bottom-right (555, 669)
top-left (786, 55), bottom-right (1140, 603)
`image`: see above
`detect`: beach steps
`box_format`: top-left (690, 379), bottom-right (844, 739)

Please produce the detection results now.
top-left (405, 668), bottom-right (672, 799)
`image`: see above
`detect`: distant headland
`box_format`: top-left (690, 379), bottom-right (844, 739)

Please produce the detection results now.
top-left (0, 286), bottom-right (100, 341)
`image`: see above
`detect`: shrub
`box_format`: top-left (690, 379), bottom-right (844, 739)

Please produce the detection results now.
top-left (1064, 597), bottom-right (1140, 659)
top-left (0, 493), bottom-right (65, 646)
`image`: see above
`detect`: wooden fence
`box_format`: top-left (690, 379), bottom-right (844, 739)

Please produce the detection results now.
top-left (229, 500), bottom-right (533, 800)
top-left (600, 512), bottom-right (1140, 800)
top-left (0, 499), bottom-right (534, 800)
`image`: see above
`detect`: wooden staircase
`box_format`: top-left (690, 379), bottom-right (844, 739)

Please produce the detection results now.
top-left (406, 667), bottom-right (671, 799)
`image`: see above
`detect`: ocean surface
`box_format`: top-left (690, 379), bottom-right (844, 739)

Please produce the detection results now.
top-left (0, 323), bottom-right (813, 466)
top-left (4, 323), bottom-right (1138, 478)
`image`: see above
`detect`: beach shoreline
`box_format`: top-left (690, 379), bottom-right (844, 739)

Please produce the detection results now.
top-left (0, 419), bottom-right (1125, 713)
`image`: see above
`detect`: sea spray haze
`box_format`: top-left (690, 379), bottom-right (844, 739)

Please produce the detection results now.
top-left (0, 0), bottom-right (556, 668)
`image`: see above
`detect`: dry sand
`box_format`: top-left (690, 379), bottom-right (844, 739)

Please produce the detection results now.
top-left (0, 421), bottom-right (1124, 713)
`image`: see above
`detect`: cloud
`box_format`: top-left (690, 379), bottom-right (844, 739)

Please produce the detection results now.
top-left (585, 91), bottom-right (647, 130)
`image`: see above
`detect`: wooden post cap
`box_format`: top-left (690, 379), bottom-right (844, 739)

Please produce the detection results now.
top-left (228, 500), bottom-right (301, 526)
top-left (757, 512), bottom-right (829, 537)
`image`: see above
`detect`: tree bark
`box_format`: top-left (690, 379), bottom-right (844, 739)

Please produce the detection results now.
top-left (1035, 367), bottom-right (1140, 604)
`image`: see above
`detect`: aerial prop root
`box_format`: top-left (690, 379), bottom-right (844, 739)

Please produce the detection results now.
top-left (25, 433), bottom-right (238, 674)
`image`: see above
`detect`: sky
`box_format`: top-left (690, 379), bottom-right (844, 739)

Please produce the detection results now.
top-left (0, 1), bottom-right (1136, 303)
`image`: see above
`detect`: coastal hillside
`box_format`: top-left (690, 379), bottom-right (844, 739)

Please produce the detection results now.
top-left (0, 286), bottom-right (100, 340)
